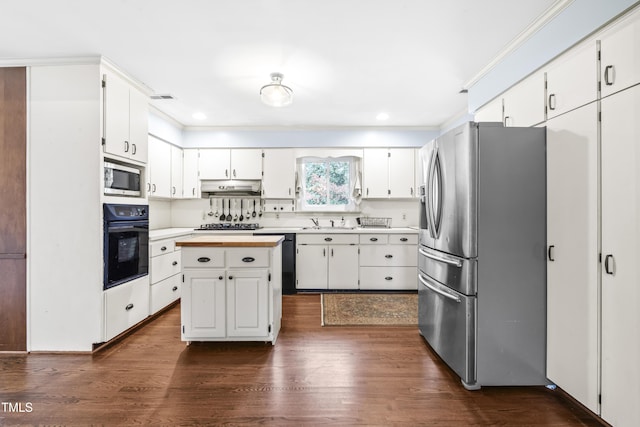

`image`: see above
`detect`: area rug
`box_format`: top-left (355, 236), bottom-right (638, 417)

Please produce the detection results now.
top-left (321, 293), bottom-right (418, 326)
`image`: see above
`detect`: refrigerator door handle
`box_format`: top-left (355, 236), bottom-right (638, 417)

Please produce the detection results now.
top-left (419, 274), bottom-right (461, 303)
top-left (419, 248), bottom-right (462, 268)
top-left (426, 146), bottom-right (438, 238)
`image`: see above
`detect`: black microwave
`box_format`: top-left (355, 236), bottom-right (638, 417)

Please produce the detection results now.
top-left (104, 161), bottom-right (141, 197)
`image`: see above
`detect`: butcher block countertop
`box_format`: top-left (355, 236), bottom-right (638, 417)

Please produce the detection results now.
top-left (175, 235), bottom-right (284, 248)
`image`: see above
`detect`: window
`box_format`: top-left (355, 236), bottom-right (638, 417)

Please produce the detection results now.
top-left (297, 156), bottom-right (360, 212)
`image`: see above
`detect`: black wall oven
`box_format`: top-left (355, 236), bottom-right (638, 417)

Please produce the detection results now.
top-left (103, 204), bottom-right (149, 290)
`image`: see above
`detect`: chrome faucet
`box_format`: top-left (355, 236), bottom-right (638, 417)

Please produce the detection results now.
top-left (310, 217), bottom-right (320, 227)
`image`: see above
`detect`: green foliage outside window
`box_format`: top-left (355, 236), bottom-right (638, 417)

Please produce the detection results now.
top-left (301, 159), bottom-right (352, 209)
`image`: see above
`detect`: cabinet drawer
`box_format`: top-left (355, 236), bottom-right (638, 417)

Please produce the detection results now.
top-left (389, 234), bottom-right (417, 245)
top-left (150, 239), bottom-right (176, 257)
top-left (297, 234), bottom-right (359, 245)
top-left (359, 234), bottom-right (389, 244)
top-left (150, 251), bottom-right (181, 283)
top-left (182, 249), bottom-right (226, 268)
top-left (104, 277), bottom-right (149, 341)
top-left (226, 248), bottom-right (270, 268)
top-left (150, 274), bottom-right (181, 315)
top-left (360, 245), bottom-right (417, 267)
top-left (359, 267), bottom-right (417, 290)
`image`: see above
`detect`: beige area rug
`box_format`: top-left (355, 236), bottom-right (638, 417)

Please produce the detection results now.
top-left (321, 293), bottom-right (418, 326)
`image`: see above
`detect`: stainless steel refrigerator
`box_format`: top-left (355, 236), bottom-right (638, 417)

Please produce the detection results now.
top-left (418, 122), bottom-right (548, 390)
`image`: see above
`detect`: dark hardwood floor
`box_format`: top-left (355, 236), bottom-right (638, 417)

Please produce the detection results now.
top-left (0, 294), bottom-right (602, 426)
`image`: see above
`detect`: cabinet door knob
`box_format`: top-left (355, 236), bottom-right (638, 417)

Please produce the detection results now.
top-left (218, 276), bottom-right (223, 280)
top-left (172, 261), bottom-right (178, 266)
top-left (161, 246), bottom-right (167, 251)
top-left (125, 303), bottom-right (134, 311)
top-left (229, 276), bottom-right (234, 280)
top-left (197, 257), bottom-right (211, 263)
top-left (172, 286), bottom-right (178, 292)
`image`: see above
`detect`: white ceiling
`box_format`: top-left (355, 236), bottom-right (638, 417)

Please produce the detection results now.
top-left (1, 0), bottom-right (558, 128)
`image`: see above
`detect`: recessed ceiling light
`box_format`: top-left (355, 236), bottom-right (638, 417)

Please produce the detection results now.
top-left (376, 112), bottom-right (389, 121)
top-left (192, 112), bottom-right (207, 120)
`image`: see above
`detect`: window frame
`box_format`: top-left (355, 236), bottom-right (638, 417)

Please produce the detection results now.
top-left (296, 156), bottom-right (360, 213)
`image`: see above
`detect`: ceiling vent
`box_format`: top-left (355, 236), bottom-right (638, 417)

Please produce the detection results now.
top-left (150, 94), bottom-right (175, 100)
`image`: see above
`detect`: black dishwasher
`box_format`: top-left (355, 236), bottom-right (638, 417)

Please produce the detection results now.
top-left (254, 233), bottom-right (296, 295)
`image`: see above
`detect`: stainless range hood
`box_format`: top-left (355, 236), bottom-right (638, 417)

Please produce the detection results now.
top-left (200, 179), bottom-right (262, 197)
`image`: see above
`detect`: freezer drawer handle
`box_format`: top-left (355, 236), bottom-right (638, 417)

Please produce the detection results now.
top-left (419, 248), bottom-right (462, 267)
top-left (604, 254), bottom-right (615, 275)
top-left (197, 257), bottom-right (211, 263)
top-left (419, 274), bottom-right (461, 303)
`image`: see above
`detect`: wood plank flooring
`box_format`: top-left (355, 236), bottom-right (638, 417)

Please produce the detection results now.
top-left (0, 294), bottom-right (603, 426)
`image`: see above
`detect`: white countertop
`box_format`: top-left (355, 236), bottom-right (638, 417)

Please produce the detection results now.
top-left (151, 226), bottom-right (418, 240)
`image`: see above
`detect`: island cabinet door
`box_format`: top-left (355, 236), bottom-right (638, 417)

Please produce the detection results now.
top-left (226, 270), bottom-right (269, 337)
top-left (182, 269), bottom-right (226, 338)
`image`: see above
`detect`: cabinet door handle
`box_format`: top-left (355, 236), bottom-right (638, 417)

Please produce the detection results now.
top-left (192, 188), bottom-right (196, 196)
top-left (233, 169), bottom-right (237, 178)
top-left (366, 188), bottom-right (369, 196)
top-left (370, 237), bottom-right (378, 242)
top-left (604, 65), bottom-right (615, 86)
top-left (124, 141), bottom-right (130, 153)
top-left (400, 237), bottom-right (408, 242)
top-left (504, 115), bottom-right (511, 126)
top-left (385, 276), bottom-right (393, 281)
top-left (242, 257), bottom-right (255, 263)
top-left (172, 286), bottom-right (178, 292)
top-left (147, 183), bottom-right (151, 192)
top-left (410, 187), bottom-right (414, 196)
top-left (324, 237), bottom-right (333, 242)
top-left (288, 188), bottom-right (291, 195)
top-left (161, 246), bottom-right (167, 251)
top-left (548, 245), bottom-right (555, 262)
top-left (331, 248), bottom-right (334, 257)
top-left (548, 94), bottom-right (556, 111)
top-left (225, 169), bottom-right (229, 177)
top-left (152, 184), bottom-right (156, 193)
top-left (197, 257), bottom-right (211, 263)
top-left (604, 254), bottom-right (615, 275)
top-left (385, 254), bottom-right (393, 259)
top-left (323, 248), bottom-right (326, 257)
top-left (125, 303), bottom-right (134, 311)
top-left (172, 261), bottom-right (178, 266)
top-left (229, 276), bottom-right (234, 280)
top-left (132, 143), bottom-right (137, 155)
top-left (172, 186), bottom-right (176, 195)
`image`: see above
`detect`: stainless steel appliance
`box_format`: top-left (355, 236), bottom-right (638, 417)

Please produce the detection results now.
top-left (418, 122), bottom-right (547, 390)
top-left (103, 203), bottom-right (149, 290)
top-left (104, 161), bottom-right (142, 197)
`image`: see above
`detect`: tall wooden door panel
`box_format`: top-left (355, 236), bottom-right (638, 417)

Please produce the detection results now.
top-left (0, 67), bottom-right (27, 351)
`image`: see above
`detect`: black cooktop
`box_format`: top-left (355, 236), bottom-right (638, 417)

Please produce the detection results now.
top-left (196, 223), bottom-right (261, 231)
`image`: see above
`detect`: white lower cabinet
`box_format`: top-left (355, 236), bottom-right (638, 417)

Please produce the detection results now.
top-left (359, 234), bottom-right (417, 290)
top-left (296, 234), bottom-right (359, 290)
top-left (180, 246), bottom-right (281, 344)
top-left (104, 276), bottom-right (149, 341)
top-left (149, 236), bottom-right (185, 315)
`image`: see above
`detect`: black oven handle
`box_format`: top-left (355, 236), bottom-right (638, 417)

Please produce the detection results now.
top-left (107, 221), bottom-right (149, 231)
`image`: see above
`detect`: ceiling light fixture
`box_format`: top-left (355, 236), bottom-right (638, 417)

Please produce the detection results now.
top-left (260, 72), bottom-right (293, 107)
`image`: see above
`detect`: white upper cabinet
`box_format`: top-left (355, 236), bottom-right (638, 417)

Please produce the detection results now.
top-left (102, 69), bottom-right (148, 163)
top-left (474, 97), bottom-right (503, 123)
top-left (147, 135), bottom-right (172, 198)
top-left (545, 41), bottom-right (598, 120)
top-left (199, 148), bottom-right (262, 180)
top-left (170, 144), bottom-right (183, 198)
top-left (503, 71), bottom-right (545, 127)
top-left (262, 149), bottom-right (295, 199)
top-left (183, 149), bottom-right (200, 198)
top-left (388, 148), bottom-right (415, 198)
top-left (363, 148), bottom-right (415, 198)
top-left (600, 8), bottom-right (640, 98)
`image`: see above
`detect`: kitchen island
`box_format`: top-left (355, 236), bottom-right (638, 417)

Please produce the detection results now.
top-left (175, 235), bottom-right (284, 345)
